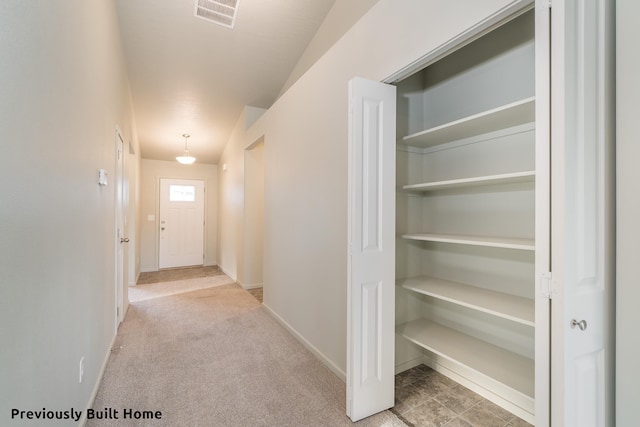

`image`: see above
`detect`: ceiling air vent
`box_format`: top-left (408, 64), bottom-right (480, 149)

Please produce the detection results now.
top-left (194, 0), bottom-right (240, 29)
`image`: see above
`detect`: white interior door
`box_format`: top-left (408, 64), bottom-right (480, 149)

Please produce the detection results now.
top-left (347, 77), bottom-right (396, 421)
top-left (550, 0), bottom-right (615, 425)
top-left (127, 150), bottom-right (137, 288)
top-left (115, 128), bottom-right (126, 328)
top-left (159, 178), bottom-right (205, 269)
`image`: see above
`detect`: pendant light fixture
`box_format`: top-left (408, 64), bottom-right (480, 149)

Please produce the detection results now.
top-left (176, 133), bottom-right (196, 164)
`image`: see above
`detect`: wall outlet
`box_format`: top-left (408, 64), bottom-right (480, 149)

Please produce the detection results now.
top-left (79, 356), bottom-right (85, 384)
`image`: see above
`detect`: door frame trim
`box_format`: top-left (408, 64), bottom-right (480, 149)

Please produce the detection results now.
top-left (383, 0), bottom-right (534, 85)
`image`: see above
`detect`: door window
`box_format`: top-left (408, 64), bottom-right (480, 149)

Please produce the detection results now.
top-left (169, 185), bottom-right (196, 202)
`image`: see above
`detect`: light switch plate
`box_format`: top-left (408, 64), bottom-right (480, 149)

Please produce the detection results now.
top-left (98, 169), bottom-right (108, 186)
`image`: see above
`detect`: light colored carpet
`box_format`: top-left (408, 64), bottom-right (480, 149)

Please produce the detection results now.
top-left (89, 283), bottom-right (405, 426)
top-left (128, 275), bottom-right (236, 302)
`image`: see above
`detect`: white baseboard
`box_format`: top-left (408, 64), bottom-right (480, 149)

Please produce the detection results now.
top-left (262, 303), bottom-right (346, 382)
top-left (395, 355), bottom-right (425, 374)
top-left (238, 281), bottom-right (263, 290)
top-left (421, 354), bottom-right (534, 424)
top-left (78, 333), bottom-right (117, 426)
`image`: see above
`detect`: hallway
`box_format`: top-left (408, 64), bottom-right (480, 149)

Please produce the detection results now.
top-left (1, 1), bottom-right (634, 425)
top-left (88, 269), bottom-right (404, 426)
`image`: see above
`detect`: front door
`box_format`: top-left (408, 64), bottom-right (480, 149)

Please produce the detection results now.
top-left (159, 178), bottom-right (205, 269)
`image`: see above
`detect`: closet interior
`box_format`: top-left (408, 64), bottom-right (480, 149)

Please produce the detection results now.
top-left (393, 9), bottom-right (536, 422)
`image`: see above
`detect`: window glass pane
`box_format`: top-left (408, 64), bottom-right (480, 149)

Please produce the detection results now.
top-left (169, 185), bottom-right (196, 202)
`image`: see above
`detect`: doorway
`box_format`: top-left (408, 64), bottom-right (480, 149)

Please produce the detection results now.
top-left (158, 178), bottom-right (205, 269)
top-left (115, 127), bottom-right (127, 329)
top-left (242, 138), bottom-right (265, 289)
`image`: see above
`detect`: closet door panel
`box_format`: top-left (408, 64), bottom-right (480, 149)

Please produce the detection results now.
top-left (550, 0), bottom-right (615, 425)
top-left (347, 77), bottom-right (396, 422)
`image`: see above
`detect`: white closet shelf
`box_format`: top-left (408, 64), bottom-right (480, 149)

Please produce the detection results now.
top-left (399, 276), bottom-right (534, 326)
top-left (402, 171), bottom-right (535, 192)
top-left (401, 97), bottom-right (535, 149)
top-left (402, 233), bottom-right (535, 251)
top-left (396, 319), bottom-right (534, 398)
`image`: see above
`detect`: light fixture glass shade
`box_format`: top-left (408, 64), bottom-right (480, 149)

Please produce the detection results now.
top-left (176, 154), bottom-right (196, 164)
top-left (176, 133), bottom-right (196, 164)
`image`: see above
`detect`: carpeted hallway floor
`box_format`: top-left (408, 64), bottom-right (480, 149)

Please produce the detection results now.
top-left (88, 274), bottom-right (405, 426)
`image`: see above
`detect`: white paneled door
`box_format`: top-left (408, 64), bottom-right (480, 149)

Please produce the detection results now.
top-left (159, 178), bottom-right (205, 269)
top-left (550, 0), bottom-right (615, 425)
top-left (115, 128), bottom-right (126, 329)
top-left (347, 77), bottom-right (396, 422)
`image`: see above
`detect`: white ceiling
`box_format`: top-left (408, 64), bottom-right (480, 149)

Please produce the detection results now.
top-left (115, 0), bottom-right (338, 164)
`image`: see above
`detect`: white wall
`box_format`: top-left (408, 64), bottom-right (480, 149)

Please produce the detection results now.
top-left (0, 0), bottom-right (140, 422)
top-left (616, 0), bottom-right (640, 424)
top-left (277, 0), bottom-right (380, 98)
top-left (217, 107), bottom-right (267, 283)
top-left (139, 160), bottom-right (218, 272)
top-left (218, 110), bottom-right (245, 281)
top-left (218, 0), bottom-right (520, 377)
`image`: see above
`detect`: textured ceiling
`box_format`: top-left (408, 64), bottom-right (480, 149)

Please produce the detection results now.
top-left (115, 0), bottom-right (337, 164)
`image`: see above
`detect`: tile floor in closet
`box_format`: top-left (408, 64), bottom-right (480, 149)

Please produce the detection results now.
top-left (392, 364), bottom-right (532, 427)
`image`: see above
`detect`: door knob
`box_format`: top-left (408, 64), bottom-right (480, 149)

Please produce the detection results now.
top-left (120, 237), bottom-right (130, 244)
top-left (571, 319), bottom-right (587, 331)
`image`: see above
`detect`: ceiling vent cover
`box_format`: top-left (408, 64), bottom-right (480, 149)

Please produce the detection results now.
top-left (194, 0), bottom-right (239, 29)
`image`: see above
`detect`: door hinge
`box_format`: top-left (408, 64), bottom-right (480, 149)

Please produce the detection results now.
top-left (538, 272), bottom-right (553, 299)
